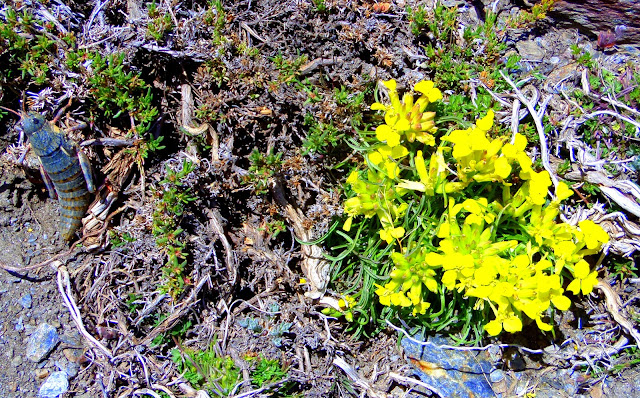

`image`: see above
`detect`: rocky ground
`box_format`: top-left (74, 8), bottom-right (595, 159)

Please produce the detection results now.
top-left (1, 0), bottom-right (640, 397)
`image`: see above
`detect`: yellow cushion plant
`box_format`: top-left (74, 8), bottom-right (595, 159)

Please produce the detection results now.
top-left (340, 79), bottom-right (609, 337)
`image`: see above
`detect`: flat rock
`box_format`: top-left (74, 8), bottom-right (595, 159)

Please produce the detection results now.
top-left (20, 293), bottom-right (32, 309)
top-left (26, 323), bottom-right (60, 362)
top-left (516, 39), bottom-right (545, 61)
top-left (402, 334), bottom-right (495, 398)
top-left (38, 371), bottom-right (69, 398)
top-left (546, 0), bottom-right (640, 44)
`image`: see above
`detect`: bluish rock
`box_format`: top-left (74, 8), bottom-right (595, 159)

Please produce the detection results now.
top-left (26, 323), bottom-right (60, 362)
top-left (401, 333), bottom-right (495, 398)
top-left (20, 293), bottom-right (33, 309)
top-left (55, 359), bottom-right (80, 379)
top-left (38, 371), bottom-right (69, 398)
top-left (14, 316), bottom-right (24, 332)
top-left (490, 369), bottom-right (505, 383)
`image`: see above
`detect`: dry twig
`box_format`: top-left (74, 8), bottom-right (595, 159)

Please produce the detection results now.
top-left (595, 280), bottom-right (640, 348)
top-left (52, 260), bottom-right (114, 359)
top-left (500, 71), bottom-right (558, 188)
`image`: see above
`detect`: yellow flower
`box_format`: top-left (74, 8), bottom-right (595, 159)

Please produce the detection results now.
top-left (370, 79), bottom-right (441, 146)
top-left (567, 259), bottom-right (599, 295)
top-left (379, 225), bottom-right (405, 244)
top-left (527, 170), bottom-right (552, 205)
top-left (375, 247), bottom-right (443, 314)
top-left (396, 149), bottom-right (460, 195)
top-left (475, 109), bottom-right (495, 132)
top-left (502, 133), bottom-right (534, 176)
top-left (414, 80), bottom-right (442, 103)
top-left (442, 110), bottom-right (517, 185)
top-left (375, 122), bottom-right (405, 147)
top-left (343, 216), bottom-right (353, 232)
top-left (555, 181), bottom-right (573, 202)
top-left (578, 220), bottom-right (609, 250)
top-left (485, 310), bottom-right (523, 336)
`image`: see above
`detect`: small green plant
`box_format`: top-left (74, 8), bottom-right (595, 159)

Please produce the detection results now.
top-left (125, 293), bottom-right (143, 314)
top-left (249, 355), bottom-right (288, 387)
top-left (312, 0), bottom-right (327, 13)
top-left (238, 317), bottom-right (263, 333)
top-left (152, 316), bottom-right (193, 346)
top-left (243, 149), bottom-right (283, 194)
top-left (198, 59), bottom-right (228, 88)
top-left (152, 159), bottom-right (197, 297)
top-left (269, 322), bottom-right (292, 347)
top-left (571, 44), bottom-right (595, 69)
top-left (146, 1), bottom-right (173, 41)
top-left (303, 121), bottom-right (342, 155)
top-left (610, 346), bottom-right (640, 375)
top-left (237, 42), bottom-right (260, 57)
top-left (556, 159), bottom-right (572, 176)
top-left (172, 344), bottom-right (240, 395)
top-left (204, 0), bottom-right (227, 45)
top-left (421, 6), bottom-right (507, 92)
top-left (506, 0), bottom-right (556, 29)
top-left (406, 5), bottom-right (428, 36)
top-left (271, 53), bottom-right (308, 84)
top-left (581, 181), bottom-right (601, 197)
top-left (0, 6), bottom-right (67, 86)
top-left (333, 85), bottom-right (367, 126)
top-left (137, 135), bottom-right (166, 161)
top-left (86, 51), bottom-right (159, 135)
top-left (263, 219), bottom-right (287, 238)
top-left (109, 230), bottom-right (136, 248)
top-left (609, 257), bottom-right (638, 282)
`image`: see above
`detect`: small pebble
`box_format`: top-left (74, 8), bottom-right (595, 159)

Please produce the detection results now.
top-left (63, 348), bottom-right (84, 363)
top-left (26, 323), bottom-right (60, 362)
top-left (35, 368), bottom-right (50, 379)
top-left (60, 331), bottom-right (82, 347)
top-left (490, 369), bottom-right (505, 383)
top-left (65, 362), bottom-right (80, 379)
top-left (11, 355), bottom-right (23, 367)
top-left (20, 293), bottom-right (33, 309)
top-left (14, 316), bottom-right (24, 332)
top-left (56, 359), bottom-right (80, 379)
top-left (8, 381), bottom-right (17, 392)
top-left (38, 371), bottom-right (69, 398)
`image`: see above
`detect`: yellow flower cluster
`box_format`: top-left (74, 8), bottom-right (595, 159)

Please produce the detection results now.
top-left (371, 80), bottom-right (443, 147)
top-left (342, 79), bottom-right (610, 336)
top-left (344, 79), bottom-right (443, 244)
top-left (375, 247), bottom-right (441, 315)
top-left (343, 169), bottom-right (408, 244)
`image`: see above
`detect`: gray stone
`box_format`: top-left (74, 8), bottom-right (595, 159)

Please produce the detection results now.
top-left (14, 316), bottom-right (24, 332)
top-left (38, 371), bottom-right (69, 398)
top-left (59, 331), bottom-right (82, 347)
top-left (549, 0), bottom-right (640, 45)
top-left (516, 40), bottom-right (545, 61)
top-left (55, 359), bottom-right (80, 379)
top-left (26, 323), bottom-right (60, 362)
top-left (20, 293), bottom-right (33, 309)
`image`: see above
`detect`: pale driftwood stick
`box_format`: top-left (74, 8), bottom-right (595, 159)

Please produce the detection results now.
top-left (53, 261), bottom-right (114, 359)
top-left (500, 70), bottom-right (558, 187)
